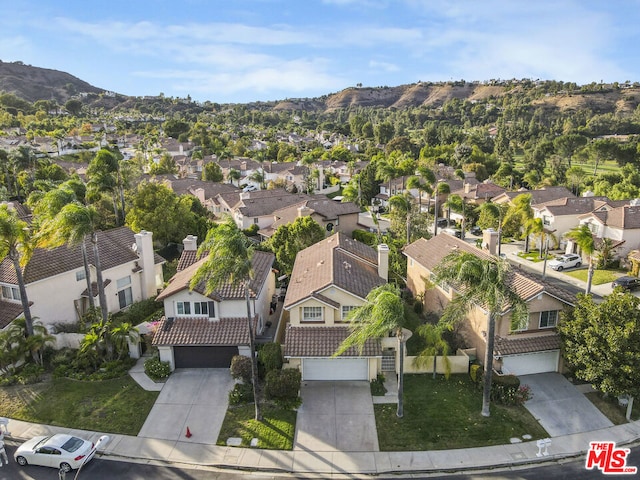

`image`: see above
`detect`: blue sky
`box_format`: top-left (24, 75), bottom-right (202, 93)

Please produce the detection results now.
top-left (1, 0), bottom-right (639, 103)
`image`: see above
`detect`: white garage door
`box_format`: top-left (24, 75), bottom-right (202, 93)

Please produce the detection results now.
top-left (302, 358), bottom-right (369, 380)
top-left (502, 350), bottom-right (559, 376)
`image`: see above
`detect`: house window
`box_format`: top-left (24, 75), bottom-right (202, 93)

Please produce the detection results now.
top-left (1, 285), bottom-right (20, 301)
top-left (176, 301), bottom-right (191, 316)
top-left (542, 215), bottom-right (551, 226)
top-left (76, 270), bottom-right (86, 281)
top-left (302, 306), bottom-right (323, 322)
top-left (193, 301), bottom-right (215, 317)
top-left (341, 306), bottom-right (357, 320)
top-left (539, 310), bottom-right (559, 328)
top-left (116, 276), bottom-right (133, 309)
top-left (254, 217), bottom-right (259, 224)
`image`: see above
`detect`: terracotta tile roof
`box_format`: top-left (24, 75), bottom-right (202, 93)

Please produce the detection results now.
top-left (152, 315), bottom-right (252, 346)
top-left (403, 234), bottom-right (576, 308)
top-left (156, 250), bottom-right (275, 302)
top-left (284, 233), bottom-right (384, 308)
top-left (585, 205), bottom-right (640, 229)
top-left (0, 226), bottom-right (165, 285)
top-left (0, 300), bottom-right (23, 329)
top-left (237, 191), bottom-right (311, 217)
top-left (493, 186), bottom-right (575, 205)
top-left (283, 325), bottom-right (382, 357)
top-left (495, 333), bottom-right (561, 356)
top-left (533, 196), bottom-right (614, 216)
top-left (177, 250), bottom-right (199, 272)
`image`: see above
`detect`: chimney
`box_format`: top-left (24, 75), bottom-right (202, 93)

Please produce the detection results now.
top-left (193, 187), bottom-right (205, 204)
top-left (482, 229), bottom-right (499, 256)
top-left (183, 235), bottom-right (198, 252)
top-left (377, 244), bottom-right (389, 280)
top-left (135, 230), bottom-right (157, 299)
top-left (297, 204), bottom-right (312, 217)
top-left (464, 182), bottom-right (472, 194)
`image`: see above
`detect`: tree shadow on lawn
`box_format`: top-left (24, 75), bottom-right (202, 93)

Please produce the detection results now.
top-left (374, 374), bottom-right (548, 451)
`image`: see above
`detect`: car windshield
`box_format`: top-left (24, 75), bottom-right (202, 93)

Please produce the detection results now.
top-left (554, 256), bottom-right (565, 261)
top-left (35, 436), bottom-right (52, 448)
top-left (61, 437), bottom-right (84, 452)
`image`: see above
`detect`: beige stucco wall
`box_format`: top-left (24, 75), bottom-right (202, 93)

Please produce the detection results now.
top-left (404, 355), bottom-right (469, 375)
top-left (287, 286), bottom-right (365, 325)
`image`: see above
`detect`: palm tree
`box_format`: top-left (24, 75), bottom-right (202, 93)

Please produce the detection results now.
top-left (434, 251), bottom-right (528, 417)
top-left (228, 168), bottom-right (241, 186)
top-left (414, 323), bottom-right (451, 380)
top-left (433, 181), bottom-right (450, 236)
top-left (190, 216), bottom-right (262, 421)
top-left (110, 322), bottom-right (140, 360)
top-left (335, 284), bottom-right (407, 418)
top-left (406, 175), bottom-right (433, 215)
top-left (33, 186), bottom-right (95, 311)
top-left (565, 224), bottom-right (596, 294)
top-left (0, 204), bottom-right (35, 337)
top-left (389, 193), bottom-right (412, 245)
top-left (52, 203), bottom-right (109, 322)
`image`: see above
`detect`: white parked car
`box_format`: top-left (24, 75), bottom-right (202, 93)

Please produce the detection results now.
top-left (14, 434), bottom-right (96, 472)
top-left (548, 253), bottom-right (582, 271)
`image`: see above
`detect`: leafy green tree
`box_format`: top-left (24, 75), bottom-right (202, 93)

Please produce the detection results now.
top-left (163, 118), bottom-right (191, 139)
top-left (203, 162), bottom-right (223, 182)
top-left (434, 252), bottom-right (528, 417)
top-left (149, 153), bottom-right (178, 175)
top-left (335, 284), bottom-right (407, 417)
top-left (267, 216), bottom-right (325, 275)
top-left (64, 99), bottom-right (83, 116)
top-left (87, 149), bottom-right (125, 225)
top-left (565, 224), bottom-right (595, 294)
top-left (374, 121), bottom-right (395, 144)
top-left (0, 204), bottom-right (35, 336)
top-left (558, 292), bottom-right (640, 419)
top-left (126, 181), bottom-right (199, 246)
top-left (389, 194), bottom-right (412, 245)
top-left (228, 168), bottom-right (241, 186)
top-left (190, 216), bottom-right (262, 421)
top-left (414, 323), bottom-right (451, 379)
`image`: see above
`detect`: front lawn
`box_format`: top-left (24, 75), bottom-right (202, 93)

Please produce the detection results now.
top-left (0, 376), bottom-right (158, 435)
top-left (585, 392), bottom-right (640, 424)
top-left (217, 404), bottom-right (297, 449)
top-left (517, 251), bottom-right (550, 263)
top-left (374, 374), bottom-right (548, 451)
top-left (564, 269), bottom-right (618, 285)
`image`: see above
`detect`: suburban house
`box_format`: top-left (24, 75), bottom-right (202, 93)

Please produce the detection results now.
top-left (0, 226), bottom-right (165, 330)
top-left (153, 236), bottom-right (276, 370)
top-left (403, 233), bottom-right (576, 376)
top-left (574, 201), bottom-right (640, 261)
top-left (215, 189), bottom-right (312, 230)
top-left (531, 195), bottom-right (629, 248)
top-left (258, 197), bottom-right (361, 240)
top-left (283, 233), bottom-right (389, 381)
top-left (491, 186), bottom-right (575, 206)
top-left (450, 179), bottom-right (506, 205)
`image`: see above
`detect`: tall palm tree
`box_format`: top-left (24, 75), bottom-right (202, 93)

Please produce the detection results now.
top-left (389, 193), bottom-right (412, 245)
top-left (51, 203), bottom-right (109, 322)
top-left (33, 186), bottom-right (95, 311)
top-left (565, 224), bottom-right (596, 294)
top-left (406, 175), bottom-right (433, 215)
top-left (190, 216), bottom-right (262, 421)
top-left (0, 204), bottom-right (35, 337)
top-left (335, 284), bottom-right (407, 418)
top-left (434, 251), bottom-right (528, 417)
top-left (228, 168), bottom-right (241, 187)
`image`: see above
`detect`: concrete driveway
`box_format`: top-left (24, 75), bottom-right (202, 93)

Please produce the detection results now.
top-left (521, 372), bottom-right (613, 437)
top-left (138, 369), bottom-right (234, 444)
top-left (294, 381), bottom-right (379, 452)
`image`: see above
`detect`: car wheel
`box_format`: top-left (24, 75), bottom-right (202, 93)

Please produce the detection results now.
top-left (16, 455), bottom-right (28, 466)
top-left (557, 266), bottom-right (563, 271)
top-left (576, 262), bottom-right (581, 268)
top-left (60, 462), bottom-right (72, 473)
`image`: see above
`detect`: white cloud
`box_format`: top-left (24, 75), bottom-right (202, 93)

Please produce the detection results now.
top-left (369, 60), bottom-right (399, 72)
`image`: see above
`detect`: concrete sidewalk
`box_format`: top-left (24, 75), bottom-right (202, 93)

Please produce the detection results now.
top-left (5, 416), bottom-right (640, 476)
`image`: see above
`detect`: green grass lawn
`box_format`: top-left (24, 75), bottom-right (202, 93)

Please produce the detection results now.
top-left (0, 376), bottom-right (158, 435)
top-left (374, 374), bottom-right (548, 451)
top-left (517, 251), bottom-right (550, 263)
top-left (585, 392), bottom-right (640, 424)
top-left (564, 269), bottom-right (619, 285)
top-left (217, 404), bottom-right (297, 449)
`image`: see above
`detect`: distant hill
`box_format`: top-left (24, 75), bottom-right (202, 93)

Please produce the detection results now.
top-left (0, 60), bottom-right (104, 103)
top-left (2, 60), bottom-right (640, 116)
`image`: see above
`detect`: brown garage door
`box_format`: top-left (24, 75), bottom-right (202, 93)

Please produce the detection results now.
top-left (174, 346), bottom-right (239, 368)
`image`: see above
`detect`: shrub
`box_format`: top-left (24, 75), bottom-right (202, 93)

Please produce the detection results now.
top-left (352, 229), bottom-right (377, 246)
top-left (230, 355), bottom-right (253, 383)
top-left (265, 368), bottom-right (301, 401)
top-left (258, 342), bottom-right (283, 372)
top-left (491, 374), bottom-right (521, 405)
top-left (112, 298), bottom-right (164, 324)
top-left (144, 357), bottom-right (171, 381)
top-left (243, 224), bottom-right (259, 236)
top-left (229, 382), bottom-right (254, 405)
top-left (469, 364), bottom-right (483, 385)
top-left (370, 374), bottom-right (386, 396)
top-left (16, 364), bottom-right (45, 384)
top-left (413, 301), bottom-right (424, 314)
